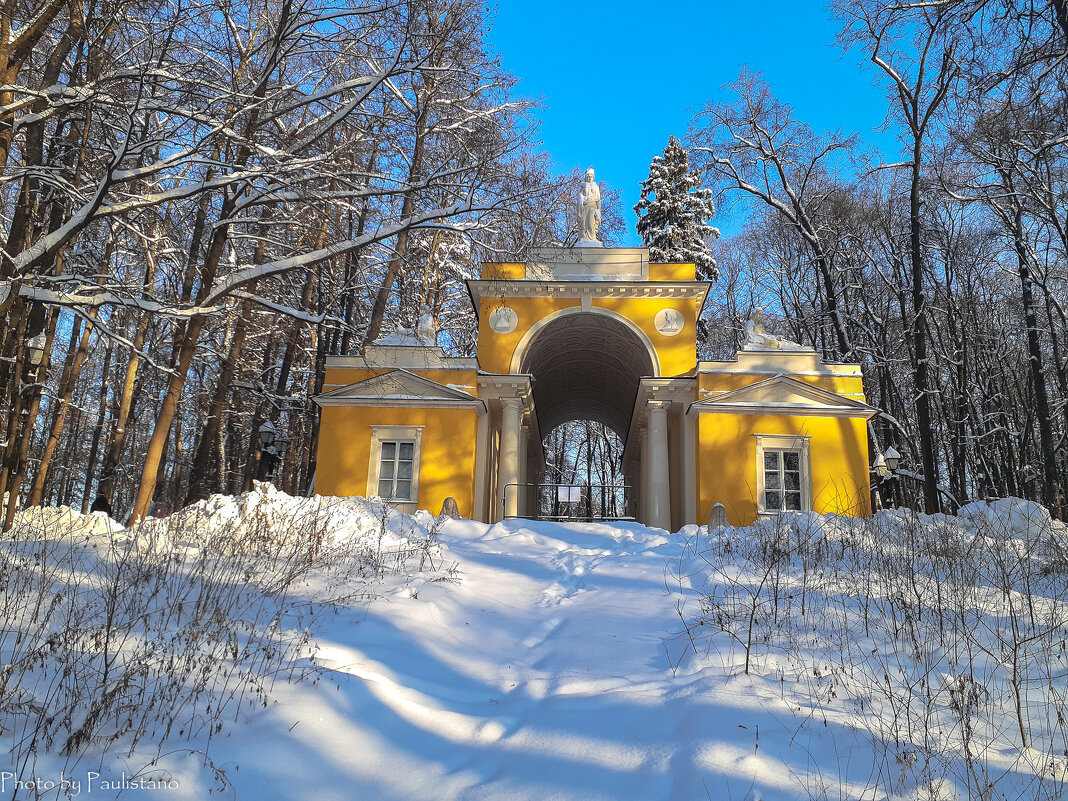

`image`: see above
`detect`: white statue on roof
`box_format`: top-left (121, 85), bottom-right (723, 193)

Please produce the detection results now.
top-left (415, 303), bottom-right (437, 344)
top-left (744, 307), bottom-right (807, 351)
top-left (372, 304), bottom-right (438, 347)
top-left (575, 167), bottom-right (602, 247)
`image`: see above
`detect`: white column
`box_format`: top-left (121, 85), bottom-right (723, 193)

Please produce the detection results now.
top-left (640, 424), bottom-right (650, 526)
top-left (647, 401), bottom-right (671, 530)
top-left (623, 458), bottom-right (636, 520)
top-left (498, 398), bottom-right (522, 519)
top-left (517, 419), bottom-right (528, 517)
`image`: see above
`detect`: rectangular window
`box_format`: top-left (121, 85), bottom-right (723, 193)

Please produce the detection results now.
top-left (755, 434), bottom-right (810, 515)
top-left (762, 448), bottom-right (804, 512)
top-left (367, 426), bottom-right (423, 510)
top-left (377, 440), bottom-right (415, 500)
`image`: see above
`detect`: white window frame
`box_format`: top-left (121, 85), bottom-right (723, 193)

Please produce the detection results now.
top-left (367, 426), bottom-right (424, 511)
top-left (754, 434), bottom-right (811, 515)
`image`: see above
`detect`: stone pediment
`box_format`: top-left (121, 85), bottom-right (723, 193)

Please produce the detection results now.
top-left (690, 375), bottom-right (878, 419)
top-left (315, 369), bottom-right (485, 411)
top-left (338, 345), bottom-right (475, 370)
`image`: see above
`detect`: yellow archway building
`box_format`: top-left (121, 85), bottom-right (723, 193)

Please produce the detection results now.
top-left (314, 247), bottom-right (877, 528)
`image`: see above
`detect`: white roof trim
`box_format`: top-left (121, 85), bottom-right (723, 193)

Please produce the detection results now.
top-left (315, 369), bottom-right (487, 412)
top-left (688, 374), bottom-right (878, 419)
top-left (695, 403), bottom-right (877, 419)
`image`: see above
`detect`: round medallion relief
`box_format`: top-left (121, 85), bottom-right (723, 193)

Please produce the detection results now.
top-left (654, 308), bottom-right (685, 336)
top-left (489, 306), bottom-right (518, 334)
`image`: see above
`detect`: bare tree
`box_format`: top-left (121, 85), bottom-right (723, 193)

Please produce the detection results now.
top-left (689, 71), bottom-right (857, 360)
top-left (834, 0), bottom-right (963, 513)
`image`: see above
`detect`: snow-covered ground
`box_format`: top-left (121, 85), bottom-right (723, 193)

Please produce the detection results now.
top-left (3, 489), bottom-right (1067, 800)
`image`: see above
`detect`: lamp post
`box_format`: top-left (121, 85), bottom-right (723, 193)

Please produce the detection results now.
top-left (873, 446), bottom-right (902, 509)
top-left (274, 429), bottom-right (290, 463)
top-left (874, 452), bottom-right (888, 478)
top-left (25, 332), bottom-right (46, 376)
top-left (257, 421), bottom-right (289, 484)
top-left (258, 420), bottom-right (276, 450)
top-left (883, 446), bottom-right (901, 472)
top-left (2, 333), bottom-right (47, 532)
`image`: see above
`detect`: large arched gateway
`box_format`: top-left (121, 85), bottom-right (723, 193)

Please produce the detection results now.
top-left (313, 246), bottom-right (878, 529)
top-left (517, 310), bottom-right (655, 436)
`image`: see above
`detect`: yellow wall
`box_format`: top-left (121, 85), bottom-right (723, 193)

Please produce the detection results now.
top-left (696, 412), bottom-right (872, 526)
top-left (648, 262), bottom-right (696, 281)
top-left (316, 364), bottom-right (482, 515)
top-left (699, 371), bottom-right (865, 398)
top-left (477, 297), bottom-right (580, 374)
top-left (315, 405), bottom-right (480, 518)
top-left (477, 294), bottom-right (700, 378)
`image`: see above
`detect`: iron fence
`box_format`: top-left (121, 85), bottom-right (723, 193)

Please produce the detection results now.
top-left (503, 482), bottom-right (633, 521)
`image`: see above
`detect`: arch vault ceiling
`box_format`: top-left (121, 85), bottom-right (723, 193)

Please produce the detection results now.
top-left (519, 313), bottom-right (654, 439)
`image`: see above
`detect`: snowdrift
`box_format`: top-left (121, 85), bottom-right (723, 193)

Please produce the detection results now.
top-left (2, 491), bottom-right (1066, 800)
top-left (0, 484), bottom-right (451, 800)
top-left (678, 502), bottom-right (1068, 800)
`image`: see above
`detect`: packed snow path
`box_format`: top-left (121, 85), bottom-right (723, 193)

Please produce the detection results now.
top-left (221, 517), bottom-right (817, 801)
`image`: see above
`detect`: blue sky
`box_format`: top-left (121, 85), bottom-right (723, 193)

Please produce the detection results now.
top-left (491, 1), bottom-right (896, 244)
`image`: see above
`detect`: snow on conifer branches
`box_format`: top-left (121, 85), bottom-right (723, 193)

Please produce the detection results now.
top-left (634, 136), bottom-right (720, 281)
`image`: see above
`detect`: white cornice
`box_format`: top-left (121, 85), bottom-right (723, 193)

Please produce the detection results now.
top-left (467, 280), bottom-right (710, 306)
top-left (621, 377), bottom-right (698, 461)
top-left (691, 403), bottom-right (878, 419)
top-left (477, 374), bottom-right (535, 407)
top-left (638, 377), bottom-right (697, 397)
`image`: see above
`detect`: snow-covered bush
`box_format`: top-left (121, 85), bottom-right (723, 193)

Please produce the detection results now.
top-left (678, 501), bottom-right (1068, 800)
top-left (0, 484), bottom-right (446, 795)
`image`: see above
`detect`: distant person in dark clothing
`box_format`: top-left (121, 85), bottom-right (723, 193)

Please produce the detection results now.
top-left (90, 494), bottom-right (112, 516)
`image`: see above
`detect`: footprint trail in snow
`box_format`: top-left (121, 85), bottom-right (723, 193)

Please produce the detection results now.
top-left (223, 517), bottom-right (858, 801)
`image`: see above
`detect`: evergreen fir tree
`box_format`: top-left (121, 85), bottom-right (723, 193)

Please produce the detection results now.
top-left (634, 136), bottom-right (720, 280)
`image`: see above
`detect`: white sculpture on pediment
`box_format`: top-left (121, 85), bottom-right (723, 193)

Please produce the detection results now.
top-left (376, 304), bottom-right (438, 346)
top-left (745, 307), bottom-right (806, 351)
top-left (575, 167), bottom-right (602, 246)
top-left (415, 304), bottom-right (437, 344)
